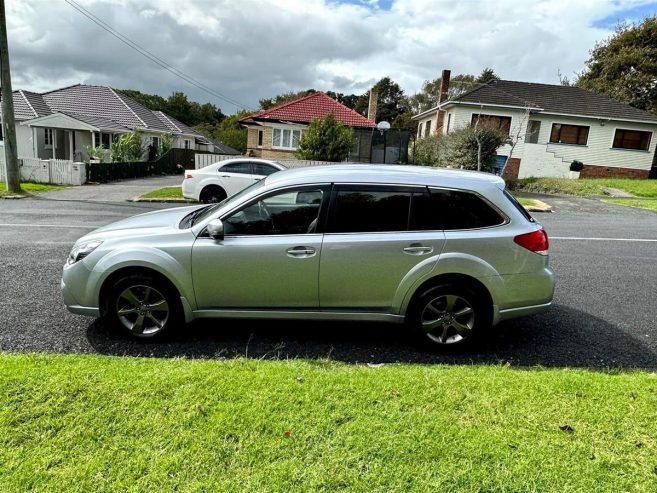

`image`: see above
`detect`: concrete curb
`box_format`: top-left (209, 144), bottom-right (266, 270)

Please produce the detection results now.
top-left (524, 199), bottom-right (552, 213)
top-left (1, 194), bottom-right (27, 200)
top-left (130, 196), bottom-right (197, 203)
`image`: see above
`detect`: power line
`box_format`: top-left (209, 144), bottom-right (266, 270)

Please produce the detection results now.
top-left (64, 0), bottom-right (248, 111)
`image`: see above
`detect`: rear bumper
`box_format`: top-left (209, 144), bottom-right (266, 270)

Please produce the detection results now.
top-left (181, 180), bottom-right (196, 199)
top-left (491, 266), bottom-right (555, 324)
top-left (495, 301), bottom-right (552, 324)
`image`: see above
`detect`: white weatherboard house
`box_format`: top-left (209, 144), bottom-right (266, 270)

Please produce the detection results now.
top-left (0, 84), bottom-right (238, 162)
top-left (413, 71), bottom-right (657, 179)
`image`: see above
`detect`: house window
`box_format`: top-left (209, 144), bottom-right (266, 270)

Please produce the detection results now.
top-left (612, 129), bottom-right (652, 151)
top-left (257, 129), bottom-right (264, 147)
top-left (101, 133), bottom-right (111, 149)
top-left (44, 128), bottom-right (53, 147)
top-left (273, 128), bottom-right (302, 149)
top-left (424, 120), bottom-right (432, 138)
top-left (471, 114), bottom-right (512, 135)
top-left (549, 124), bottom-right (589, 145)
top-left (446, 113), bottom-right (452, 133)
top-left (525, 120), bottom-right (541, 144)
top-left (184, 139), bottom-right (191, 149)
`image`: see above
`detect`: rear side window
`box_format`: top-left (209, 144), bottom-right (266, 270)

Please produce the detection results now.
top-left (221, 162), bottom-right (252, 174)
top-left (328, 189), bottom-right (412, 233)
top-left (504, 190), bottom-right (535, 222)
top-left (412, 188), bottom-right (505, 230)
top-left (252, 163), bottom-right (279, 176)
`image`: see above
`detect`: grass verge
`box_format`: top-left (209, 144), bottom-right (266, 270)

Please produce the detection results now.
top-left (2, 353), bottom-right (657, 492)
top-left (0, 182), bottom-right (64, 197)
top-left (511, 178), bottom-right (657, 197)
top-left (604, 198), bottom-right (657, 213)
top-left (137, 186), bottom-right (187, 201)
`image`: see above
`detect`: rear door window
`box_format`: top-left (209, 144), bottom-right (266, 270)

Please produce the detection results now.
top-left (411, 188), bottom-right (505, 230)
top-left (221, 162), bottom-right (252, 174)
top-left (252, 163), bottom-right (279, 176)
top-left (327, 187), bottom-right (413, 233)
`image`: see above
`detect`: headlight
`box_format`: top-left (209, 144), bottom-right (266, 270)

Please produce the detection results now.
top-left (66, 240), bottom-right (103, 266)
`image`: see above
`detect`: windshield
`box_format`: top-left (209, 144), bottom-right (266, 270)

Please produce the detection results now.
top-left (192, 179), bottom-right (267, 226)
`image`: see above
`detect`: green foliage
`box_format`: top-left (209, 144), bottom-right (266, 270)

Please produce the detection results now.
top-left (195, 111), bottom-right (249, 154)
top-left (325, 91), bottom-right (360, 109)
top-left (84, 144), bottom-right (106, 162)
top-left (296, 113), bottom-right (355, 161)
top-left (158, 133), bottom-right (173, 157)
top-left (570, 160), bottom-right (584, 172)
top-left (411, 135), bottom-right (443, 166)
top-left (259, 90), bottom-right (316, 110)
top-left (110, 130), bottom-right (146, 162)
top-left (477, 67), bottom-right (500, 84)
top-left (119, 89), bottom-right (225, 126)
top-left (440, 124), bottom-right (507, 172)
top-left (353, 77), bottom-right (411, 128)
top-left (510, 177), bottom-right (657, 197)
top-left (577, 16), bottom-right (657, 114)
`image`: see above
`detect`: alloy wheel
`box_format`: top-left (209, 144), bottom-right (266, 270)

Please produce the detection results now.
top-left (115, 284), bottom-right (169, 337)
top-left (421, 294), bottom-right (475, 345)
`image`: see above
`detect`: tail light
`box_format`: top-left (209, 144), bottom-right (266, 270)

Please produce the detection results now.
top-left (185, 174), bottom-right (194, 179)
top-left (514, 230), bottom-right (549, 255)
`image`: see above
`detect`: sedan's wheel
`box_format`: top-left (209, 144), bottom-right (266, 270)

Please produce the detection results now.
top-left (410, 284), bottom-right (488, 350)
top-left (200, 186), bottom-right (227, 204)
top-left (105, 274), bottom-right (181, 339)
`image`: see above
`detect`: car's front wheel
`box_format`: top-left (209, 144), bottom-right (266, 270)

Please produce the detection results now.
top-left (409, 284), bottom-right (488, 350)
top-left (104, 274), bottom-right (181, 339)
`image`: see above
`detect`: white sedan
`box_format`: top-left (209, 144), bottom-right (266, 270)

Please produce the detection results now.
top-left (182, 158), bottom-right (286, 203)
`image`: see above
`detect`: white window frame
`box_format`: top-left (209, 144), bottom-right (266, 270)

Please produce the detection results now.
top-left (272, 126), bottom-right (303, 150)
top-left (184, 139), bottom-right (191, 149)
top-left (44, 128), bottom-right (53, 148)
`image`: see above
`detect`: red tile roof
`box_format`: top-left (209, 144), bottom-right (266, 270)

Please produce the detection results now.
top-left (240, 92), bottom-right (375, 128)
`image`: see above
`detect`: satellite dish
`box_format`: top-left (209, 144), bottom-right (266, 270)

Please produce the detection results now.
top-left (377, 121), bottom-right (391, 131)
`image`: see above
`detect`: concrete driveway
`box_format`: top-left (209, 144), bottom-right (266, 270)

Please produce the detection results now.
top-left (40, 175), bottom-right (183, 203)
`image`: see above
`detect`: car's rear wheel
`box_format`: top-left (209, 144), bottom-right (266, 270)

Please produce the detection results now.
top-left (200, 186), bottom-right (227, 204)
top-left (104, 274), bottom-right (181, 339)
top-left (409, 284), bottom-right (488, 350)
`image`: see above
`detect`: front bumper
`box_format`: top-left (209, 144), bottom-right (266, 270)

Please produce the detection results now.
top-left (61, 278), bottom-right (100, 317)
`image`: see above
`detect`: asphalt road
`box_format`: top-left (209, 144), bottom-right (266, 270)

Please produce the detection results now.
top-left (1, 186), bottom-right (656, 369)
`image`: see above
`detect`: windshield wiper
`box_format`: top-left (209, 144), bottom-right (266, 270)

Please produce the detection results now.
top-left (183, 205), bottom-right (211, 228)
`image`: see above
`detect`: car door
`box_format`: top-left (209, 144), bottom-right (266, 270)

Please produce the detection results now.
top-left (218, 161), bottom-right (257, 196)
top-left (319, 185), bottom-right (446, 310)
top-left (192, 185), bottom-right (329, 309)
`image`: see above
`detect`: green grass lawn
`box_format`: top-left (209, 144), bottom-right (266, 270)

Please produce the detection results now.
top-left (0, 182), bottom-right (64, 197)
top-left (605, 198), bottom-right (657, 212)
top-left (138, 186), bottom-right (186, 200)
top-left (512, 178), bottom-right (657, 198)
top-left (2, 353), bottom-right (657, 492)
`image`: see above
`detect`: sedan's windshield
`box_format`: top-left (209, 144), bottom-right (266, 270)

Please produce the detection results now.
top-left (191, 179), bottom-right (266, 226)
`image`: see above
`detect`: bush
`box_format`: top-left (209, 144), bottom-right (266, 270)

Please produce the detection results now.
top-left (111, 130), bottom-right (146, 162)
top-left (439, 124), bottom-right (507, 172)
top-left (296, 113), bottom-right (355, 161)
top-left (570, 160), bottom-right (584, 172)
top-left (412, 135), bottom-right (442, 166)
top-left (158, 133), bottom-right (173, 157)
top-left (84, 145), bottom-right (106, 162)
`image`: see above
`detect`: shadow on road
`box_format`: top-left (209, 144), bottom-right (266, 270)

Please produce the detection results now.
top-left (86, 304), bottom-right (657, 369)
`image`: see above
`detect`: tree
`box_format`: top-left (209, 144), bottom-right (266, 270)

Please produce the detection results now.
top-left (353, 77), bottom-right (411, 127)
top-left (259, 89), bottom-right (316, 110)
top-left (439, 124), bottom-right (507, 172)
top-left (194, 111), bottom-right (249, 154)
top-left (296, 113), bottom-right (355, 161)
top-left (408, 74), bottom-right (476, 114)
top-left (476, 67), bottom-right (500, 84)
top-left (325, 91), bottom-right (360, 110)
top-left (110, 130), bottom-right (146, 162)
top-left (577, 17), bottom-right (657, 114)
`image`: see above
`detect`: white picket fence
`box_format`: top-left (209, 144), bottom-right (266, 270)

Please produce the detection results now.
top-left (195, 153), bottom-right (357, 170)
top-left (0, 157), bottom-right (86, 185)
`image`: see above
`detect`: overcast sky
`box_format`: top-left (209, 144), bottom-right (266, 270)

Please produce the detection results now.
top-left (7, 0), bottom-right (657, 114)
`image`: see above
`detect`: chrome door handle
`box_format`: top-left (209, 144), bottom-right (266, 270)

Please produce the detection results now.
top-left (403, 244), bottom-right (433, 255)
top-left (221, 175), bottom-right (230, 178)
top-left (286, 246), bottom-right (316, 257)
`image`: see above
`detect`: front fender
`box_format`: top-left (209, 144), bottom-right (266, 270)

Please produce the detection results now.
top-left (82, 246), bottom-right (195, 310)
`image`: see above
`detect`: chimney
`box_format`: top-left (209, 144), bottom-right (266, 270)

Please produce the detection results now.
top-left (438, 69), bottom-right (451, 103)
top-left (367, 87), bottom-right (379, 122)
top-left (435, 69), bottom-right (451, 135)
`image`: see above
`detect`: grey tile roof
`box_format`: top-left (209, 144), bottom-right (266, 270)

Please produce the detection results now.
top-left (152, 110), bottom-right (202, 137)
top-left (41, 84), bottom-right (169, 131)
top-left (207, 138), bottom-right (240, 155)
top-left (4, 90), bottom-right (52, 120)
top-left (62, 112), bottom-right (131, 132)
top-left (454, 80), bottom-right (657, 123)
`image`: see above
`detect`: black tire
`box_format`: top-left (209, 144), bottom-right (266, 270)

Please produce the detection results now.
top-left (408, 283), bottom-right (490, 351)
top-left (200, 186), bottom-right (227, 204)
top-left (103, 273), bottom-right (182, 340)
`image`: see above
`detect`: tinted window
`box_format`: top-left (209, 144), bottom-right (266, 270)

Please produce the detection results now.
top-left (328, 189), bottom-right (411, 233)
top-left (223, 188), bottom-right (324, 236)
top-left (412, 189), bottom-right (505, 230)
top-left (221, 162), bottom-right (252, 174)
top-left (252, 163), bottom-right (279, 176)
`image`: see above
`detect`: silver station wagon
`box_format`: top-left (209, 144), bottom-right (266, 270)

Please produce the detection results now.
top-left (62, 165), bottom-right (554, 349)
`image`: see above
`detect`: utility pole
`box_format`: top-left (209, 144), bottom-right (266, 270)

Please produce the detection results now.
top-left (0, 0), bottom-right (20, 193)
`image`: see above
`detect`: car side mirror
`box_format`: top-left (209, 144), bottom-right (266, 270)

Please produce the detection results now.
top-left (207, 219), bottom-right (224, 240)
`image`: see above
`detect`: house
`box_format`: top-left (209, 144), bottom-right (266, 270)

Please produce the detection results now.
top-left (413, 70), bottom-right (657, 179)
top-left (0, 84), bottom-right (234, 162)
top-left (239, 92), bottom-right (376, 162)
